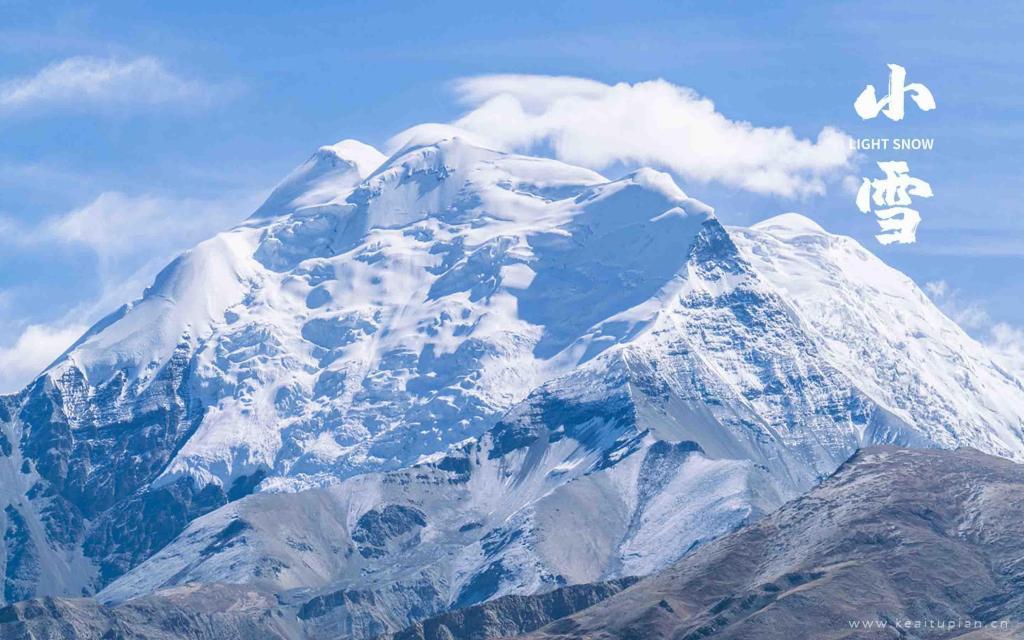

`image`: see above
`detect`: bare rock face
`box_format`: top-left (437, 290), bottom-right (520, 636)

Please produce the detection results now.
top-left (378, 577), bottom-right (638, 640)
top-left (518, 447), bottom-right (1024, 640)
top-left (0, 583), bottom-right (302, 640)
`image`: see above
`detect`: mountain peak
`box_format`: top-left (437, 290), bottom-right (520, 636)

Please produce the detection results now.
top-left (319, 139), bottom-right (386, 176)
top-left (385, 123), bottom-right (501, 158)
top-left (622, 167), bottom-right (689, 201)
top-left (250, 138), bottom-right (384, 219)
top-left (751, 212), bottom-right (827, 236)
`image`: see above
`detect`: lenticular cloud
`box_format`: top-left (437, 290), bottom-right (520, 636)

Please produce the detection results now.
top-left (444, 74), bottom-right (853, 198)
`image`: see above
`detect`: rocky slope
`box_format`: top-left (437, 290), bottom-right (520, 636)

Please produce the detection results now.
top-left (519, 447), bottom-right (1024, 639)
top-left (0, 578), bottom-right (638, 640)
top-left (378, 577), bottom-right (638, 640)
top-left (0, 583), bottom-right (301, 640)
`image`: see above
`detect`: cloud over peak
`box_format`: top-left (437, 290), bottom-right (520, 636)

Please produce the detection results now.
top-left (445, 74), bottom-right (853, 198)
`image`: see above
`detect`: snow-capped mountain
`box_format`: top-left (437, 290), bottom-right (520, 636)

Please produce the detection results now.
top-left (1, 131), bottom-right (1023, 626)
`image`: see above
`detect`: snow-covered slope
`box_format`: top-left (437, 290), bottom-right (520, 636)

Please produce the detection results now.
top-left (2, 131), bottom-right (1024, 620)
top-left (732, 214), bottom-right (1024, 458)
top-left (59, 136), bottom-right (712, 492)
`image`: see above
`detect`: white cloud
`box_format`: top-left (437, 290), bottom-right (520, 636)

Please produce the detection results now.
top-left (0, 214), bottom-right (18, 237)
top-left (923, 279), bottom-right (949, 298)
top-left (925, 279), bottom-right (1024, 378)
top-left (2, 190), bottom-right (258, 276)
top-left (42, 189), bottom-right (261, 334)
top-left (47, 190), bottom-right (250, 261)
top-left (0, 322), bottom-right (88, 393)
top-left (990, 323), bottom-right (1024, 378)
top-left (925, 279), bottom-right (991, 330)
top-left (0, 56), bottom-right (214, 111)
top-left (409, 74), bottom-right (855, 198)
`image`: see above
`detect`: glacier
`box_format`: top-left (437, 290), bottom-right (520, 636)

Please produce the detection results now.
top-left (1, 131), bottom-right (1023, 636)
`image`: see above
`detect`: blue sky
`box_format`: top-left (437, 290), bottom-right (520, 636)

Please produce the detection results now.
top-left (1, 0), bottom-right (1023, 390)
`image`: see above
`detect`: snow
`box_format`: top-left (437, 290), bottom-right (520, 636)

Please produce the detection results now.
top-left (322, 139), bottom-right (387, 177)
top-left (248, 139), bottom-right (385, 219)
top-left (60, 228), bottom-right (260, 387)
top-left (386, 124), bottom-right (502, 157)
top-left (732, 214), bottom-right (1024, 460)
top-left (751, 211), bottom-right (826, 235)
